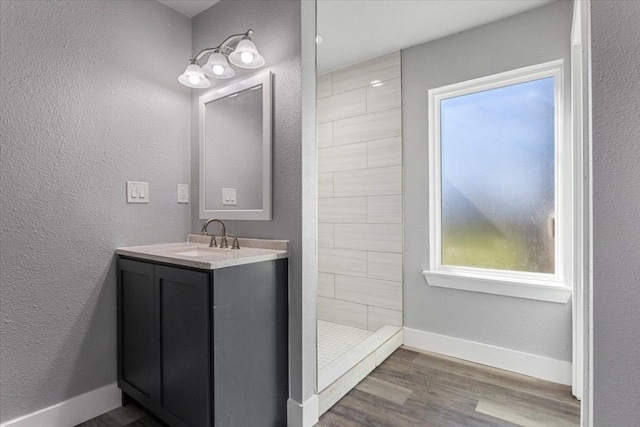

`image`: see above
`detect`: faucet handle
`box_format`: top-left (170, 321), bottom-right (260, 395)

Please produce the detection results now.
top-left (209, 235), bottom-right (218, 248)
top-left (229, 234), bottom-right (240, 250)
top-left (219, 233), bottom-right (229, 249)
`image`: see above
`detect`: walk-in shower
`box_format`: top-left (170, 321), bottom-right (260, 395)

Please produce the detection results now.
top-left (315, 51), bottom-right (404, 414)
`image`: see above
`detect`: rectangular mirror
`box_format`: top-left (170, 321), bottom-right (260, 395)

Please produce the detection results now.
top-left (199, 71), bottom-right (272, 220)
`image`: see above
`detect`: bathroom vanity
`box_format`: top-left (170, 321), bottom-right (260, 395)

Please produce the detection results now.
top-left (116, 235), bottom-right (288, 427)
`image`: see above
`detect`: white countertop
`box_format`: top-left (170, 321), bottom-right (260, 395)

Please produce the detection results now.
top-left (116, 234), bottom-right (288, 270)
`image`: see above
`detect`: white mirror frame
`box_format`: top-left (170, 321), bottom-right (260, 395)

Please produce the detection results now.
top-left (199, 71), bottom-right (272, 220)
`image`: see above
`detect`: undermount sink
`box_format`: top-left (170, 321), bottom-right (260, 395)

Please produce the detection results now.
top-left (172, 248), bottom-right (216, 257)
top-left (162, 246), bottom-right (229, 257)
top-left (116, 234), bottom-right (288, 270)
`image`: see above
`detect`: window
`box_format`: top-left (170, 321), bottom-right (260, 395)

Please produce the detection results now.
top-left (424, 61), bottom-right (572, 303)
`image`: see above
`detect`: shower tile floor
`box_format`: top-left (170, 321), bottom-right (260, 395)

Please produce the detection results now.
top-left (317, 320), bottom-right (374, 369)
top-left (317, 320), bottom-right (403, 414)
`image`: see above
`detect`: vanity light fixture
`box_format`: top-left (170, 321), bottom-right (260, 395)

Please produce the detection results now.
top-left (178, 29), bottom-right (265, 89)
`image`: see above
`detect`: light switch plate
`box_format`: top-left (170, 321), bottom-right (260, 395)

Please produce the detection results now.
top-left (222, 188), bottom-right (237, 206)
top-left (177, 184), bottom-right (189, 204)
top-left (127, 181), bottom-right (149, 204)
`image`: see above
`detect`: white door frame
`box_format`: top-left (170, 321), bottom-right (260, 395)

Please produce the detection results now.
top-left (570, 1), bottom-right (592, 424)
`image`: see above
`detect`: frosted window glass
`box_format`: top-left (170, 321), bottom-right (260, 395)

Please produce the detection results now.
top-left (440, 77), bottom-right (555, 274)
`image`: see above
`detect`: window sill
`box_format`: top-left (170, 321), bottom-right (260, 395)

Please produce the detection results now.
top-left (422, 270), bottom-right (571, 304)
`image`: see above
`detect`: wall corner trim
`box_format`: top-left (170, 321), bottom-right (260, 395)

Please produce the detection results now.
top-left (287, 395), bottom-right (319, 427)
top-left (0, 383), bottom-right (120, 427)
top-left (403, 327), bottom-right (572, 385)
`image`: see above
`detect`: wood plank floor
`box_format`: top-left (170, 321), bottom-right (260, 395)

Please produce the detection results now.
top-left (75, 403), bottom-right (163, 427)
top-left (78, 346), bottom-right (579, 427)
top-left (317, 346), bottom-right (580, 427)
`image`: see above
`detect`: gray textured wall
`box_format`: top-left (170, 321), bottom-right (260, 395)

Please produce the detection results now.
top-left (591, 1), bottom-right (640, 425)
top-left (402, 1), bottom-right (573, 361)
top-left (0, 0), bottom-right (192, 422)
top-left (190, 0), bottom-right (313, 404)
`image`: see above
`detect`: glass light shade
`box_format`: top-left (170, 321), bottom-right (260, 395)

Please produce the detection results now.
top-left (229, 39), bottom-right (265, 69)
top-left (178, 64), bottom-right (210, 88)
top-left (201, 52), bottom-right (235, 79)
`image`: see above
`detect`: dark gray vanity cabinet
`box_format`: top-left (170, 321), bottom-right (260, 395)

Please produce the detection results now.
top-left (117, 257), bottom-right (288, 427)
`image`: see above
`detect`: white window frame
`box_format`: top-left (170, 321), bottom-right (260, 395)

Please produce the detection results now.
top-left (423, 60), bottom-right (572, 304)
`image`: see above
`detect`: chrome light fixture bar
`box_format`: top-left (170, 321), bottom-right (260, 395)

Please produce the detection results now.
top-left (178, 29), bottom-right (265, 89)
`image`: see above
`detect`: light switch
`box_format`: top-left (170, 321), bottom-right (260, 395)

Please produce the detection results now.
top-left (127, 181), bottom-right (149, 204)
top-left (222, 188), bottom-right (237, 206)
top-left (177, 184), bottom-right (189, 204)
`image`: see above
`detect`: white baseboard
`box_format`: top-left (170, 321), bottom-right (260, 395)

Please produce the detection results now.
top-left (0, 383), bottom-right (121, 427)
top-left (403, 327), bottom-right (572, 385)
top-left (287, 394), bottom-right (319, 427)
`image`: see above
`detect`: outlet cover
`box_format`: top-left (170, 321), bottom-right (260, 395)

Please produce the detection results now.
top-left (177, 184), bottom-right (189, 204)
top-left (222, 188), bottom-right (237, 206)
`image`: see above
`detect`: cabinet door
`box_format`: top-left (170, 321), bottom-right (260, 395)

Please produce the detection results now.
top-left (156, 265), bottom-right (212, 427)
top-left (213, 259), bottom-right (289, 427)
top-left (118, 259), bottom-right (159, 403)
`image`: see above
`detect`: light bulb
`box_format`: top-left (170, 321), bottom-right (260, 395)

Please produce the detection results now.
top-left (241, 51), bottom-right (253, 64)
top-left (228, 39), bottom-right (264, 69)
top-left (179, 64), bottom-right (210, 88)
top-left (212, 64), bottom-right (224, 76)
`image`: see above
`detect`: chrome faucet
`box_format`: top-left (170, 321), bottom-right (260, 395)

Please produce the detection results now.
top-left (201, 218), bottom-right (228, 248)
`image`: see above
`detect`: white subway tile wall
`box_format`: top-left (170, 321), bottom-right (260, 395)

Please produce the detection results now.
top-left (318, 272), bottom-right (336, 298)
top-left (367, 306), bottom-right (404, 331)
top-left (366, 77), bottom-right (402, 113)
top-left (367, 251), bottom-right (403, 282)
top-left (333, 108), bottom-right (402, 146)
top-left (334, 166), bottom-right (402, 198)
top-left (317, 88), bottom-right (366, 124)
top-left (318, 248), bottom-right (368, 277)
top-left (318, 197), bottom-right (367, 223)
top-left (334, 275), bottom-right (403, 311)
top-left (318, 297), bottom-right (368, 330)
top-left (318, 223), bottom-right (335, 248)
top-left (317, 52), bottom-right (403, 331)
top-left (334, 223), bottom-right (403, 253)
top-left (367, 137), bottom-right (402, 168)
top-left (318, 173), bottom-right (334, 198)
top-left (318, 122), bottom-right (333, 148)
top-left (318, 143), bottom-right (367, 174)
top-left (330, 52), bottom-right (401, 95)
top-left (367, 195), bottom-right (403, 224)
top-left (317, 73), bottom-right (333, 99)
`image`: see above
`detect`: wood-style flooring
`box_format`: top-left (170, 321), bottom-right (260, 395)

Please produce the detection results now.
top-left (76, 403), bottom-right (163, 427)
top-left (317, 346), bottom-right (580, 427)
top-left (78, 346), bottom-right (580, 427)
